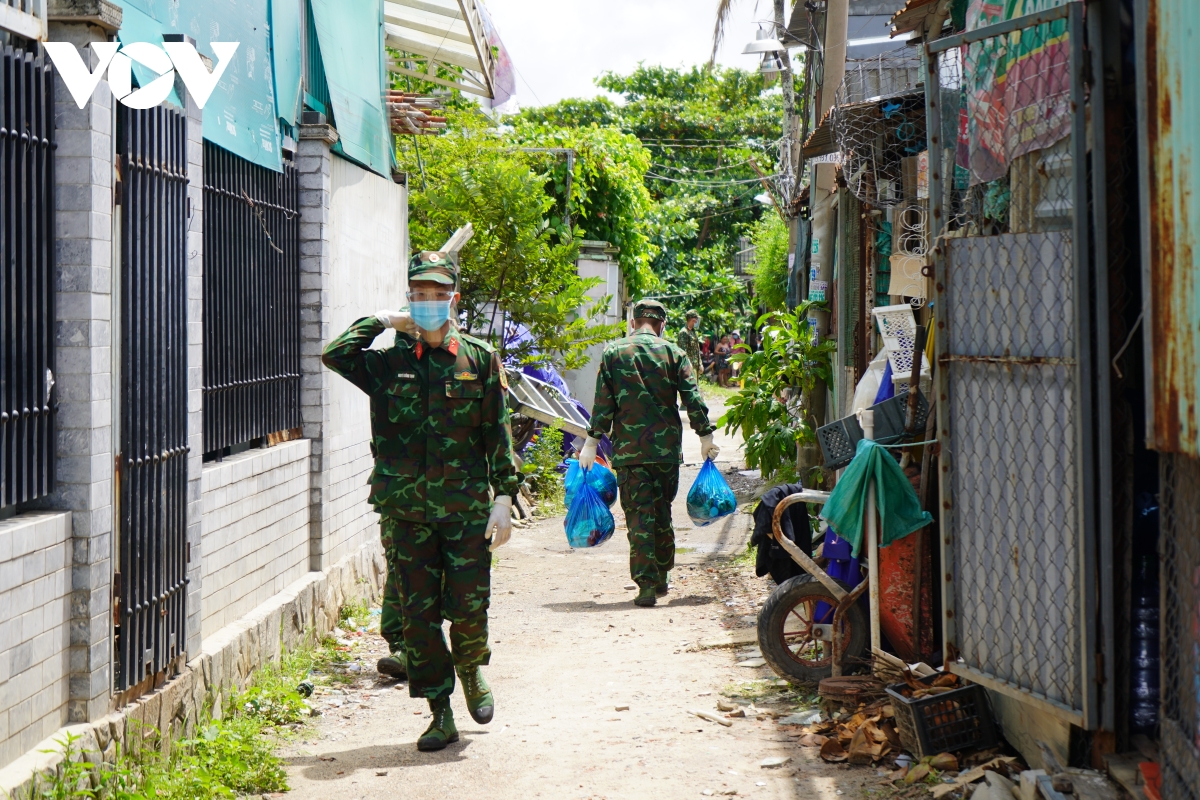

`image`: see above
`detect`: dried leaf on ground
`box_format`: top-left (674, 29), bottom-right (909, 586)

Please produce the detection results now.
top-left (926, 753), bottom-right (958, 772)
top-left (799, 733), bottom-right (828, 747)
top-left (904, 763), bottom-right (931, 785)
top-left (820, 738), bottom-right (848, 762)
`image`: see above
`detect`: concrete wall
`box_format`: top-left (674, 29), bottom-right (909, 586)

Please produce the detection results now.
top-left (0, 512), bottom-right (72, 767)
top-left (562, 254), bottom-right (622, 415)
top-left (199, 440), bottom-right (311, 639)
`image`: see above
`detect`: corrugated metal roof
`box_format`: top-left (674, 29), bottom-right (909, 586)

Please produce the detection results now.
top-left (888, 0), bottom-right (939, 36)
top-left (803, 107), bottom-right (838, 159)
top-left (1143, 0), bottom-right (1200, 455)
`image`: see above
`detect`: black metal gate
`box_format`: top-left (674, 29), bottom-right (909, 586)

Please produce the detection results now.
top-left (0, 44), bottom-right (55, 507)
top-left (114, 104), bottom-right (189, 691)
top-left (201, 142), bottom-right (300, 455)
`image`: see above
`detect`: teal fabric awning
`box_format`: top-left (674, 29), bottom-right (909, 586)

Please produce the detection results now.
top-left (270, 0), bottom-right (302, 127)
top-left (309, 0), bottom-right (393, 176)
top-left (114, 0), bottom-right (283, 171)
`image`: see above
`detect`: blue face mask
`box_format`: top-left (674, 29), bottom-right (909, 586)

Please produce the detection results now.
top-left (410, 299), bottom-right (453, 331)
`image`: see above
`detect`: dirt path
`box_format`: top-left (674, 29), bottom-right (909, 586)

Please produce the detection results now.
top-left (278, 399), bottom-right (892, 799)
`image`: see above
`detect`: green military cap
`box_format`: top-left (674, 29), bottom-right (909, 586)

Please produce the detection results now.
top-left (685, 309), bottom-right (700, 320)
top-left (408, 251), bottom-right (459, 286)
top-left (632, 299), bottom-right (667, 321)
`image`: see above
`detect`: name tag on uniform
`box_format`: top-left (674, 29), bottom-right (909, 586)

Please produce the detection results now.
top-left (398, 373), bottom-right (416, 380)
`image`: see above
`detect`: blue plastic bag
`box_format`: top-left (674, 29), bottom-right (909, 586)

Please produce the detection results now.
top-left (686, 459), bottom-right (737, 526)
top-left (564, 476), bottom-right (616, 548)
top-left (563, 459), bottom-right (618, 509)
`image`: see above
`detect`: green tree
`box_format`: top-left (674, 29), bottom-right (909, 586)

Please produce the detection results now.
top-left (396, 110), bottom-right (622, 370)
top-left (750, 214), bottom-right (790, 312)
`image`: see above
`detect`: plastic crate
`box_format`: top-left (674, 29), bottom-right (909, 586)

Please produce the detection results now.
top-left (872, 388), bottom-right (930, 443)
top-left (817, 415), bottom-right (863, 470)
top-left (885, 674), bottom-right (998, 758)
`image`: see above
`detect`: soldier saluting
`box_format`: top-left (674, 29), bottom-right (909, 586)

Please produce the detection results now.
top-left (322, 247), bottom-right (521, 752)
top-left (580, 299), bottom-right (719, 607)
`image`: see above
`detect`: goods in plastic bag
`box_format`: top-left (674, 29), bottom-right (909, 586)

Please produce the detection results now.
top-left (686, 459), bottom-right (737, 526)
top-left (564, 476), bottom-right (616, 548)
top-left (563, 459), bottom-right (618, 509)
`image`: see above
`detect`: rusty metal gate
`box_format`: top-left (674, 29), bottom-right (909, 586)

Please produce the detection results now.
top-left (114, 104), bottom-right (190, 691)
top-left (925, 2), bottom-right (1112, 730)
top-left (0, 44), bottom-right (55, 507)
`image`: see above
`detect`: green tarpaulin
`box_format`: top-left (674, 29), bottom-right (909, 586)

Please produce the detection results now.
top-left (309, 0), bottom-right (392, 175)
top-left (270, 0), bottom-right (302, 127)
top-left (114, 0), bottom-right (283, 171)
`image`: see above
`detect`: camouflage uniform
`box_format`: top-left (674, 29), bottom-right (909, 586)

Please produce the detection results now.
top-left (676, 311), bottom-right (702, 374)
top-left (322, 317), bottom-right (520, 701)
top-left (588, 301), bottom-right (715, 589)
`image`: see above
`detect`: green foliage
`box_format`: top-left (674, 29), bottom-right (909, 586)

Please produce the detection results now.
top-left (338, 599), bottom-right (370, 630)
top-left (718, 303), bottom-right (835, 481)
top-left (751, 214), bottom-right (791, 312)
top-left (397, 110), bottom-right (623, 370)
top-left (520, 423), bottom-right (565, 510)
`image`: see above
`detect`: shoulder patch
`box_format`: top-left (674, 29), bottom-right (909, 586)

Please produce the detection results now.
top-left (499, 369), bottom-right (509, 391)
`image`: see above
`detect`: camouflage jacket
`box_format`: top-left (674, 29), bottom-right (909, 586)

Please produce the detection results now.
top-left (676, 327), bottom-right (702, 372)
top-left (322, 317), bottom-right (522, 523)
top-left (587, 331), bottom-right (715, 468)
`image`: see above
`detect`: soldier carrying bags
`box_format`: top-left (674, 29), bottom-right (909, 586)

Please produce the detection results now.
top-left (580, 299), bottom-right (720, 607)
top-left (322, 231), bottom-right (521, 752)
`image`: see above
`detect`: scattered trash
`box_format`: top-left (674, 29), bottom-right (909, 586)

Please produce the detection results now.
top-left (716, 699), bottom-right (735, 712)
top-left (759, 756), bottom-right (790, 768)
top-left (615, 704), bottom-right (630, 712)
top-left (689, 709), bottom-right (734, 727)
top-left (624, 583), bottom-right (637, 590)
top-left (726, 708), bottom-right (746, 718)
top-left (686, 459), bottom-right (738, 526)
top-left (777, 709), bottom-right (823, 726)
top-left (736, 658), bottom-right (766, 668)
top-left (296, 681), bottom-right (314, 698)
top-left (375, 770), bottom-right (388, 777)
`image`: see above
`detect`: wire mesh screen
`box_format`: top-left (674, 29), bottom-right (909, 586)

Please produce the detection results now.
top-left (943, 232), bottom-right (1082, 713)
top-left (931, 5), bottom-right (1093, 723)
top-left (1161, 452), bottom-right (1200, 797)
top-left (831, 47), bottom-right (925, 209)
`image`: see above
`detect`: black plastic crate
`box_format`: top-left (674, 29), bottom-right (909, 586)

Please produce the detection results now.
top-left (817, 415), bottom-right (863, 470)
top-left (885, 673), bottom-right (998, 758)
top-left (872, 387), bottom-right (930, 443)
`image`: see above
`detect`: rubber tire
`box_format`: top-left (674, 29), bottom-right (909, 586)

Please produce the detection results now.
top-left (757, 574), bottom-right (869, 683)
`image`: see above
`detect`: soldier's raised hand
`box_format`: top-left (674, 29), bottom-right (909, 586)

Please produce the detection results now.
top-left (375, 309), bottom-right (417, 337)
top-left (486, 496), bottom-right (513, 551)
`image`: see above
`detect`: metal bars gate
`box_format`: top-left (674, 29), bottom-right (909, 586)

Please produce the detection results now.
top-left (0, 44), bottom-right (54, 507)
top-left (201, 142), bottom-right (300, 455)
top-left (925, 3), bottom-right (1110, 728)
top-left (114, 104), bottom-right (190, 692)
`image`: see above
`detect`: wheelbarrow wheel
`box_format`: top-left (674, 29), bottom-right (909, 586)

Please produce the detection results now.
top-left (757, 574), bottom-right (868, 683)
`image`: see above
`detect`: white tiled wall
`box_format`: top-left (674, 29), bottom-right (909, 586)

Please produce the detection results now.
top-left (199, 441), bottom-right (311, 638)
top-left (0, 512), bottom-right (71, 768)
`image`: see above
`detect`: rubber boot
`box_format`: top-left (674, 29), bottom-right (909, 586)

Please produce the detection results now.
top-left (634, 586), bottom-right (657, 607)
top-left (416, 698), bottom-right (459, 751)
top-left (656, 571), bottom-right (671, 597)
top-left (377, 651), bottom-right (407, 680)
top-left (456, 666), bottom-right (494, 724)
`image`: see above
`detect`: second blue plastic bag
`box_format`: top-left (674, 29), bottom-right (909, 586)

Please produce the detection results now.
top-left (563, 459), bottom-right (618, 509)
top-left (686, 459), bottom-right (737, 526)
top-left (564, 476), bottom-right (616, 548)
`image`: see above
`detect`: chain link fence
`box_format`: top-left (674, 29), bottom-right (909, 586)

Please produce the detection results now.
top-left (1161, 452), bottom-right (1200, 797)
top-left (928, 4), bottom-right (1099, 725)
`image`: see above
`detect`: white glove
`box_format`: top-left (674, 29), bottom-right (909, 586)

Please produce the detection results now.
top-left (375, 309), bottom-right (417, 336)
top-left (486, 496), bottom-right (513, 552)
top-left (578, 436), bottom-right (600, 471)
top-left (699, 434), bottom-right (720, 462)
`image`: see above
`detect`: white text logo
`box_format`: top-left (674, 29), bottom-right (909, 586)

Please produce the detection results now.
top-left (45, 41), bottom-right (239, 110)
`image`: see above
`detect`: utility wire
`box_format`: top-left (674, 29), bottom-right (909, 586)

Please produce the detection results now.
top-left (645, 172), bottom-right (779, 186)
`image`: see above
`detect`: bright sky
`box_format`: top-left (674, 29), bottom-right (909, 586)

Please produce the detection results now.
top-left (483, 0), bottom-right (774, 108)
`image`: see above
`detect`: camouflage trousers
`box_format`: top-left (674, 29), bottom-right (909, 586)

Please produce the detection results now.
top-left (380, 568), bottom-right (406, 655)
top-left (617, 463), bottom-right (680, 588)
top-left (380, 515), bottom-right (492, 701)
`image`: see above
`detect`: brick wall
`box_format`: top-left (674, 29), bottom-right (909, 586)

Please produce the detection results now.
top-left (0, 512), bottom-right (72, 768)
top-left (199, 441), bottom-right (311, 638)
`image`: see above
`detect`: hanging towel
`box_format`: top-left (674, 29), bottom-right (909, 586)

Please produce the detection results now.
top-left (819, 439), bottom-right (932, 557)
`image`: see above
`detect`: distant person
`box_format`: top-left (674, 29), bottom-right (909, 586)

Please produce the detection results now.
top-left (676, 309), bottom-right (703, 374)
top-left (715, 336), bottom-right (732, 387)
top-left (580, 299), bottom-right (719, 607)
top-left (323, 251), bottom-right (520, 752)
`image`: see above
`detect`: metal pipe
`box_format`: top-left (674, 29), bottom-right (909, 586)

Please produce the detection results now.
top-left (860, 408), bottom-right (881, 656)
top-left (771, 493), bottom-right (848, 602)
